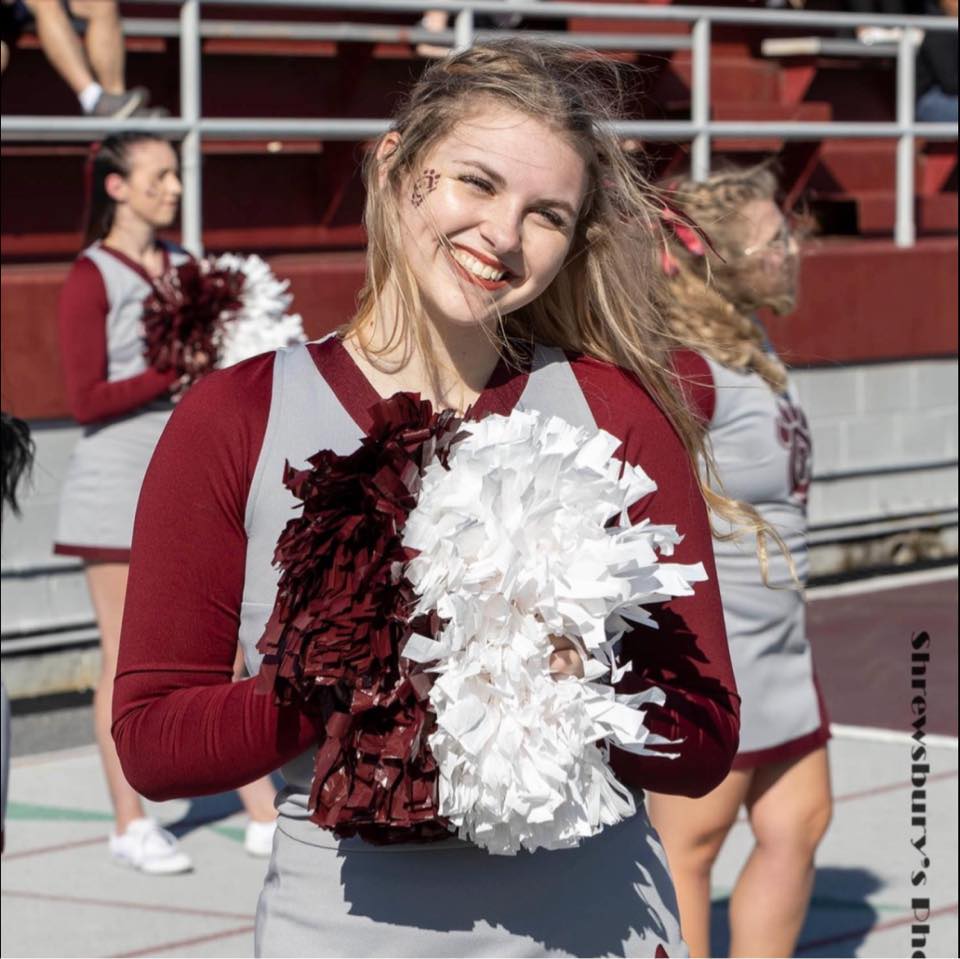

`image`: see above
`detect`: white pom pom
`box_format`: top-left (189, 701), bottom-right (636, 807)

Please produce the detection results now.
top-left (209, 253), bottom-right (306, 367)
top-left (402, 410), bottom-right (707, 855)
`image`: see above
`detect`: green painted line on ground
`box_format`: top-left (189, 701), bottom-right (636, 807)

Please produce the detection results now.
top-left (6, 801), bottom-right (113, 822)
top-left (211, 824), bottom-right (246, 843)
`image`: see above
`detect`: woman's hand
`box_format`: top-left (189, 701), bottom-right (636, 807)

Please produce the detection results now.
top-left (169, 350), bottom-right (212, 401)
top-left (186, 349), bottom-right (211, 376)
top-left (549, 635), bottom-right (585, 680)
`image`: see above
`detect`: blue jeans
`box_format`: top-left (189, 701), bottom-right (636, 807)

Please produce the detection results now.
top-left (916, 85), bottom-right (959, 123)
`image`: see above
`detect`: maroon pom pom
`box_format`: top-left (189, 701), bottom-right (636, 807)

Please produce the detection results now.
top-left (142, 260), bottom-right (243, 391)
top-left (257, 393), bottom-right (464, 842)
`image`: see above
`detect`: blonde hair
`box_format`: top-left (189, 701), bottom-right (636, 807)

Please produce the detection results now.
top-left (659, 164), bottom-right (792, 392)
top-left (346, 39), bottom-right (775, 547)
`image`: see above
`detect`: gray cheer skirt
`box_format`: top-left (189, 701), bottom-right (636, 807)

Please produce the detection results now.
top-left (714, 523), bottom-right (830, 769)
top-left (255, 797), bottom-right (687, 958)
top-left (55, 405), bottom-right (172, 560)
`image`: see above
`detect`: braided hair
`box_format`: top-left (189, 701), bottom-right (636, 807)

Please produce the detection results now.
top-left (659, 164), bottom-right (795, 393)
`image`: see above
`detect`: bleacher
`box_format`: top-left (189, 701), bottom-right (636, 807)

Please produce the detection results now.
top-left (0, 1), bottom-right (957, 692)
top-left (2, 1), bottom-right (956, 420)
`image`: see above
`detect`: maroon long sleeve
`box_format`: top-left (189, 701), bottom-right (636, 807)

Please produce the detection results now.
top-left (114, 347), bottom-right (737, 803)
top-left (58, 257), bottom-right (176, 425)
top-left (572, 354), bottom-right (738, 798)
top-left (112, 353), bottom-right (316, 801)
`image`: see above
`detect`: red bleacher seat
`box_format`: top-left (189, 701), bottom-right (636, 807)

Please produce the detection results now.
top-left (1, 0), bottom-right (955, 421)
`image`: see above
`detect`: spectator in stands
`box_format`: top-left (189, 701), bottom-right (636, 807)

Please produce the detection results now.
top-left (1, 0), bottom-right (157, 117)
top-left (416, 1), bottom-right (564, 58)
top-left (0, 0), bottom-right (29, 73)
top-left (844, 0), bottom-right (925, 44)
top-left (916, 0), bottom-right (958, 121)
top-left (647, 165), bottom-right (832, 959)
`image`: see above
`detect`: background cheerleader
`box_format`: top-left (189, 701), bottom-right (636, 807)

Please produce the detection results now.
top-left (54, 133), bottom-right (277, 872)
top-left (647, 165), bottom-right (833, 958)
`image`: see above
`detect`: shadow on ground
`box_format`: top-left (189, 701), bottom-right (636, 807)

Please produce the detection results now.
top-left (709, 866), bottom-right (884, 958)
top-left (167, 773), bottom-right (286, 840)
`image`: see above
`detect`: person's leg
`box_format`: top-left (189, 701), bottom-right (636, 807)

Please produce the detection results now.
top-left (728, 746), bottom-right (832, 957)
top-left (22, 0), bottom-right (93, 95)
top-left (230, 647), bottom-right (278, 855)
top-left (916, 86), bottom-right (960, 124)
top-left (67, 0), bottom-right (123, 94)
top-left (238, 777), bottom-right (278, 822)
top-left (84, 561), bottom-right (144, 833)
top-left (0, 38), bottom-right (9, 73)
top-left (647, 770), bottom-right (753, 958)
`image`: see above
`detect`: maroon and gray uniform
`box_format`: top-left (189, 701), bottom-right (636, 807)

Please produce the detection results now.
top-left (54, 241), bottom-right (189, 562)
top-left (679, 348), bottom-right (830, 770)
top-left (114, 335), bottom-right (741, 957)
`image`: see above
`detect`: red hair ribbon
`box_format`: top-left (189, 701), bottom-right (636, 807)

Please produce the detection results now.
top-left (659, 199), bottom-right (711, 276)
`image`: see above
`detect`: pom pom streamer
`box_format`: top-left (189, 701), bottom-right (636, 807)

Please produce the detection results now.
top-left (208, 253), bottom-right (306, 369)
top-left (401, 411), bottom-right (708, 855)
top-left (142, 254), bottom-right (305, 395)
top-left (256, 394), bottom-right (463, 842)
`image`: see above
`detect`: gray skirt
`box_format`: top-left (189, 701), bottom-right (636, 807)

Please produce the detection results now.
top-left (255, 800), bottom-right (688, 958)
top-left (714, 530), bottom-right (829, 769)
top-left (55, 405), bottom-right (172, 559)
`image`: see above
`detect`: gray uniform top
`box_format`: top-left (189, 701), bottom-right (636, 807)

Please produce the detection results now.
top-left (237, 337), bottom-right (601, 805)
top-left (55, 242), bottom-right (190, 554)
top-left (703, 351), bottom-right (827, 760)
top-left (238, 337), bottom-right (688, 958)
top-left (81, 241), bottom-right (191, 384)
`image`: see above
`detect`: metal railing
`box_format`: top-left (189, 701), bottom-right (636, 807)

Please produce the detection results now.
top-left (1, 0), bottom-right (957, 250)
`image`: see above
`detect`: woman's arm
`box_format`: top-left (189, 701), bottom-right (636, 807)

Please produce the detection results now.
top-left (573, 355), bottom-right (739, 798)
top-left (59, 257), bottom-right (176, 424)
top-left (112, 352), bottom-right (316, 801)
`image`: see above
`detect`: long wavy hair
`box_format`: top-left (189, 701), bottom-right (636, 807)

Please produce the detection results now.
top-left (658, 164), bottom-right (799, 393)
top-left (346, 38), bottom-right (778, 543)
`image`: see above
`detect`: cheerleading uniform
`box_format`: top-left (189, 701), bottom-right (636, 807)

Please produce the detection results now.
top-left (675, 348), bottom-right (830, 769)
top-left (114, 335), bottom-right (741, 958)
top-left (54, 241), bottom-right (191, 561)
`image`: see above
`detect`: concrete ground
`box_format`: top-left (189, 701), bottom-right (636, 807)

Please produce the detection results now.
top-left (2, 569), bottom-right (957, 958)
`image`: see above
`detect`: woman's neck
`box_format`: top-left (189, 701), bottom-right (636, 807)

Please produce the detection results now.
top-left (102, 217), bottom-right (157, 261)
top-left (344, 300), bottom-right (502, 413)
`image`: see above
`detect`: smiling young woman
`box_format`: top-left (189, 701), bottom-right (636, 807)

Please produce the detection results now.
top-left (112, 41), bottom-right (744, 958)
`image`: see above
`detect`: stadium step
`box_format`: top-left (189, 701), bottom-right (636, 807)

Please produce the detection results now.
top-left (809, 140), bottom-right (958, 196)
top-left (0, 250), bottom-right (366, 420)
top-left (0, 141), bottom-right (373, 261)
top-left (3, 238), bottom-right (956, 421)
top-left (810, 189), bottom-right (959, 236)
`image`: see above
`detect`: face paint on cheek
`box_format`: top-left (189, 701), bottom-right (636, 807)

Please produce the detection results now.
top-left (411, 168), bottom-right (441, 208)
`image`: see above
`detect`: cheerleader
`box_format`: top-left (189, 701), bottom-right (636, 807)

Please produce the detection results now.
top-left (647, 166), bottom-right (833, 958)
top-left (55, 134), bottom-right (276, 871)
top-left (113, 41), bottom-right (750, 957)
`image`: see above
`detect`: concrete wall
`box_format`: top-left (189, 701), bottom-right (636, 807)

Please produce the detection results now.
top-left (2, 358), bottom-right (957, 697)
top-left (792, 359), bottom-right (958, 575)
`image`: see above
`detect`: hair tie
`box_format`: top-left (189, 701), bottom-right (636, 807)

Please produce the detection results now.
top-left (658, 199), bottom-right (722, 276)
top-left (660, 203), bottom-right (706, 257)
top-left (83, 140), bottom-right (102, 216)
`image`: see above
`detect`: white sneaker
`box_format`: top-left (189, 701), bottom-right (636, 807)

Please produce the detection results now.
top-left (244, 819), bottom-right (277, 858)
top-left (109, 818), bottom-right (193, 875)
